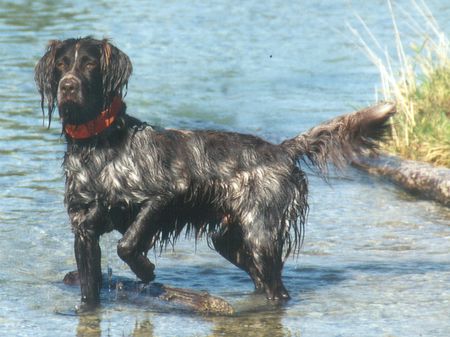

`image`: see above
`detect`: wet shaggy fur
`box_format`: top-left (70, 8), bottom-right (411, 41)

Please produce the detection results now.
top-left (35, 37), bottom-right (395, 307)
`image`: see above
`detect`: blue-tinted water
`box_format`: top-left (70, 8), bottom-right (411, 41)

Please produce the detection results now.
top-left (0, 0), bottom-right (449, 336)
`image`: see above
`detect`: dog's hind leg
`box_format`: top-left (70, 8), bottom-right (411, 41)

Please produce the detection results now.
top-left (242, 213), bottom-right (290, 300)
top-left (248, 246), bottom-right (289, 300)
top-left (212, 225), bottom-right (265, 292)
top-left (212, 219), bottom-right (289, 300)
top-left (116, 201), bottom-right (162, 283)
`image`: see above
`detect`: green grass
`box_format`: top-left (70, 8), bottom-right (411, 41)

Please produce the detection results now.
top-left (349, 0), bottom-right (450, 167)
top-left (399, 66), bottom-right (450, 165)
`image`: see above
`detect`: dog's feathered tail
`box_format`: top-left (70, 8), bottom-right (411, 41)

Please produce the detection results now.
top-left (281, 102), bottom-right (396, 175)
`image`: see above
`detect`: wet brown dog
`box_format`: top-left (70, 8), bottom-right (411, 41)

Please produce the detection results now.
top-left (35, 37), bottom-right (395, 308)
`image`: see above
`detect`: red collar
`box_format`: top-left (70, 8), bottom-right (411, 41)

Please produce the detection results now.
top-left (64, 97), bottom-right (123, 140)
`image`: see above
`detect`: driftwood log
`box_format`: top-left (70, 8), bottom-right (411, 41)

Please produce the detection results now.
top-left (353, 154), bottom-right (450, 207)
top-left (63, 271), bottom-right (234, 315)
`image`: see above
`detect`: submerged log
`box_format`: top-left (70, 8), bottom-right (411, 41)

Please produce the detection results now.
top-left (353, 154), bottom-right (450, 207)
top-left (63, 271), bottom-right (234, 315)
top-left (155, 284), bottom-right (234, 315)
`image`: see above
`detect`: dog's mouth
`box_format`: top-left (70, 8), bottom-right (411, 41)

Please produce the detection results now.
top-left (58, 100), bottom-right (97, 126)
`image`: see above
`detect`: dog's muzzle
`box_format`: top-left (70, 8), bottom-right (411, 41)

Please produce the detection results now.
top-left (58, 74), bottom-right (82, 104)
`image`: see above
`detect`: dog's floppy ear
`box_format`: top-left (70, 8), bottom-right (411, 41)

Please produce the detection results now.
top-left (100, 39), bottom-right (133, 108)
top-left (35, 39), bottom-right (62, 127)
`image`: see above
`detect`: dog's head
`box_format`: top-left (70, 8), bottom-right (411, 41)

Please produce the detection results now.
top-left (35, 37), bottom-right (132, 127)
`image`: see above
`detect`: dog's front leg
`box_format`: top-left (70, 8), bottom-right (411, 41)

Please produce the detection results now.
top-left (117, 200), bottom-right (161, 283)
top-left (74, 230), bottom-right (102, 307)
top-left (70, 202), bottom-right (104, 308)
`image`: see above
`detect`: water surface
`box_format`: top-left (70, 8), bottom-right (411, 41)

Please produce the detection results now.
top-left (0, 1), bottom-right (449, 336)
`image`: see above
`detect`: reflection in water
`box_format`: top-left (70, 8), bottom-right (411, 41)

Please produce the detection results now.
top-left (131, 320), bottom-right (155, 337)
top-left (77, 313), bottom-right (102, 337)
top-left (208, 308), bottom-right (296, 337)
top-left (77, 312), bottom-right (155, 337)
top-left (75, 305), bottom-right (297, 337)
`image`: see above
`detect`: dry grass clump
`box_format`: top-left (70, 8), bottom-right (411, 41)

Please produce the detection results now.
top-left (349, 0), bottom-right (450, 167)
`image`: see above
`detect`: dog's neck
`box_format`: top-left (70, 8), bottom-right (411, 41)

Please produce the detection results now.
top-left (64, 97), bottom-right (123, 140)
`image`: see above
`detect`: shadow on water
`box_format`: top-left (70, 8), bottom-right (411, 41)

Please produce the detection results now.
top-left (290, 259), bottom-right (450, 292)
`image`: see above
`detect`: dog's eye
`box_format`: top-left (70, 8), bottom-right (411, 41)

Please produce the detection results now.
top-left (56, 60), bottom-right (67, 70)
top-left (84, 62), bottom-right (97, 70)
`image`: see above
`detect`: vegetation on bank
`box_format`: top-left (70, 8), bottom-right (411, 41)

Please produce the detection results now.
top-left (350, 0), bottom-right (450, 167)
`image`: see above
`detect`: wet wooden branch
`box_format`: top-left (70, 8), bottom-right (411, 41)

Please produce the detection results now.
top-left (155, 284), bottom-right (234, 315)
top-left (353, 154), bottom-right (450, 207)
top-left (63, 271), bottom-right (234, 315)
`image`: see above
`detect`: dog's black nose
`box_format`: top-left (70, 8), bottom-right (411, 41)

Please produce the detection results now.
top-left (60, 77), bottom-right (80, 94)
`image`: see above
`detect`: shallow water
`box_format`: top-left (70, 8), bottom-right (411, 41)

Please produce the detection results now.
top-left (0, 0), bottom-right (449, 336)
